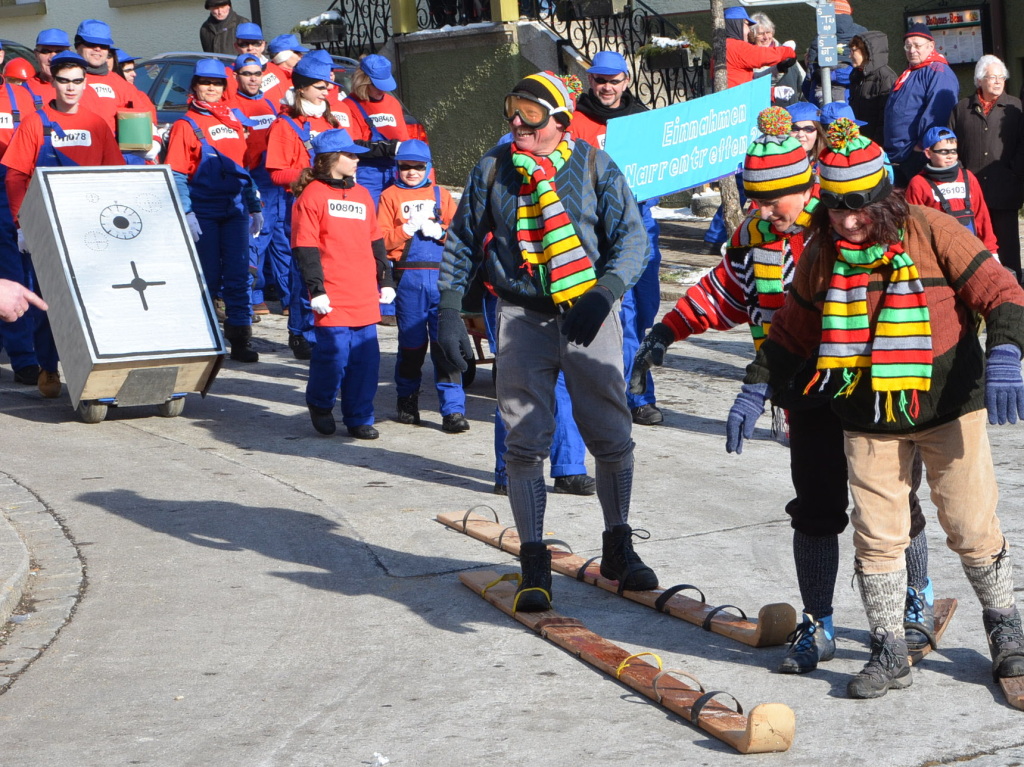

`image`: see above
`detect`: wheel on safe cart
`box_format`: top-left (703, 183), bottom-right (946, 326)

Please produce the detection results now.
top-left (77, 400), bottom-right (109, 424)
top-left (157, 396), bottom-right (186, 418)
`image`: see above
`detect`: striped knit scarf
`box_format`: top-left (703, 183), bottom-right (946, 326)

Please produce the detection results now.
top-left (511, 138), bottom-right (596, 309)
top-left (731, 197), bottom-right (818, 350)
top-left (816, 232), bottom-right (932, 424)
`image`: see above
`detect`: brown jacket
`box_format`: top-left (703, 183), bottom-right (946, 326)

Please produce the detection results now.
top-left (747, 205), bottom-right (1024, 433)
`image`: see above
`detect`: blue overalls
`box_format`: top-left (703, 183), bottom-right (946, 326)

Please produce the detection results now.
top-left (24, 111), bottom-right (86, 372)
top-left (238, 95), bottom-right (287, 310)
top-left (175, 114), bottom-right (255, 327)
top-left (280, 115), bottom-right (316, 344)
top-left (0, 84), bottom-right (39, 374)
top-left (620, 197), bottom-right (662, 409)
top-left (348, 99), bottom-right (396, 318)
top-left (482, 291), bottom-right (587, 485)
top-left (393, 185), bottom-right (465, 417)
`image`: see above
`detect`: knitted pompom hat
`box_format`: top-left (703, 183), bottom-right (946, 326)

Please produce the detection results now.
top-left (742, 106), bottom-right (813, 199)
top-left (510, 71), bottom-right (580, 127)
top-left (818, 117), bottom-right (891, 207)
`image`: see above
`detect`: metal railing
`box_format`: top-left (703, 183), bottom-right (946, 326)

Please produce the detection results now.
top-left (316, 0), bottom-right (707, 107)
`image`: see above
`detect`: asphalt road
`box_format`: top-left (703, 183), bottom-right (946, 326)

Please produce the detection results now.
top-left (0, 306), bottom-right (1022, 767)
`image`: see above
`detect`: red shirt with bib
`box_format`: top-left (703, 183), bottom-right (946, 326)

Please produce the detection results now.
top-left (264, 111), bottom-right (333, 188)
top-left (291, 179), bottom-right (383, 327)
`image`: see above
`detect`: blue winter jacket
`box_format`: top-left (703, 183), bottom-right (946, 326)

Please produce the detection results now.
top-left (883, 58), bottom-right (959, 163)
top-left (438, 139), bottom-right (649, 314)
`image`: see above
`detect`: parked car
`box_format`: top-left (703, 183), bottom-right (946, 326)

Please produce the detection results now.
top-left (136, 51), bottom-right (427, 142)
top-left (1, 39), bottom-right (40, 75)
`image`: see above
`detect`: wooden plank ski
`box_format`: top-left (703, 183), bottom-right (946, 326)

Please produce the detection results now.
top-left (461, 570), bottom-right (795, 754)
top-left (439, 509), bottom-right (796, 648)
top-left (1000, 677), bottom-right (1024, 711)
top-left (907, 598), bottom-right (958, 665)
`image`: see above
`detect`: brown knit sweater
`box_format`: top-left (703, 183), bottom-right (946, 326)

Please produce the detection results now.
top-left (746, 205), bottom-right (1024, 433)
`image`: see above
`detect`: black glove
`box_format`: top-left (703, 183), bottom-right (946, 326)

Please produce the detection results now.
top-left (436, 307), bottom-right (473, 373)
top-left (777, 56), bottom-right (797, 72)
top-left (561, 286), bottom-right (615, 347)
top-left (629, 322), bottom-right (675, 395)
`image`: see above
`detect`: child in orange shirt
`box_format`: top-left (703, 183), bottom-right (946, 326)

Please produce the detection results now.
top-left (377, 140), bottom-right (466, 432)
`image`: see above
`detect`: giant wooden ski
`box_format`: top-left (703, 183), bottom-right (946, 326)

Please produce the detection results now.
top-left (907, 598), bottom-right (957, 666)
top-left (1000, 678), bottom-right (1024, 710)
top-left (439, 509), bottom-right (796, 647)
top-left (461, 570), bottom-right (795, 753)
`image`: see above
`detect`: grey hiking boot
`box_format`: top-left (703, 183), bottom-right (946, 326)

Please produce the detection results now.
top-left (904, 578), bottom-right (936, 652)
top-left (983, 606), bottom-right (1024, 681)
top-left (515, 541), bottom-right (552, 612)
top-left (847, 627), bottom-right (912, 699)
top-left (778, 613), bottom-right (836, 674)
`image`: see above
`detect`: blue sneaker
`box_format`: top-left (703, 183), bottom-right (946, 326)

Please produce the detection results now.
top-left (778, 612), bottom-right (836, 674)
top-left (904, 578), bottom-right (936, 652)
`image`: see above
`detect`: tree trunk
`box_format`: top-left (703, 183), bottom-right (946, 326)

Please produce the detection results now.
top-left (709, 0), bottom-right (742, 239)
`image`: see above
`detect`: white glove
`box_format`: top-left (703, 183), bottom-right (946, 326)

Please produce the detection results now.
top-left (379, 286), bottom-right (396, 305)
top-left (249, 212), bottom-right (264, 237)
top-left (401, 221), bottom-right (418, 237)
top-left (420, 220), bottom-right (445, 241)
top-left (16, 228), bottom-right (27, 254)
top-left (773, 86), bottom-right (795, 101)
top-left (310, 294), bottom-right (333, 315)
top-left (782, 39), bottom-right (796, 50)
top-left (185, 212), bottom-right (203, 243)
top-left (145, 138), bottom-right (161, 162)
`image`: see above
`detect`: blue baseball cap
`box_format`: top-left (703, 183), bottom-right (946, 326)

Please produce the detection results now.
top-left (787, 101), bottom-right (820, 124)
top-left (115, 49), bottom-right (138, 64)
top-left (76, 19), bottom-right (114, 48)
top-left (587, 50), bottom-right (629, 76)
top-left (922, 125), bottom-right (957, 148)
top-left (395, 139), bottom-right (432, 163)
top-left (36, 29), bottom-right (70, 49)
top-left (306, 49), bottom-right (334, 65)
top-left (360, 54), bottom-right (396, 91)
top-left (49, 51), bottom-right (88, 70)
top-left (235, 23), bottom-right (264, 42)
top-left (193, 59), bottom-right (229, 80)
top-left (311, 129), bottom-right (369, 156)
top-left (292, 55), bottom-right (338, 85)
top-left (233, 53), bottom-right (263, 71)
top-left (268, 34), bottom-right (308, 56)
top-left (724, 6), bottom-right (753, 21)
top-left (819, 101), bottom-right (866, 126)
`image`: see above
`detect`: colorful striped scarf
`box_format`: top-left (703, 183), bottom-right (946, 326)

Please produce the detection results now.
top-left (731, 197), bottom-right (818, 350)
top-left (511, 138), bottom-right (596, 309)
top-left (817, 232), bottom-right (932, 423)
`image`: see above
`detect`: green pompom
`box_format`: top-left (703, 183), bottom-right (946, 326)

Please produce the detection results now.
top-left (757, 106), bottom-right (792, 137)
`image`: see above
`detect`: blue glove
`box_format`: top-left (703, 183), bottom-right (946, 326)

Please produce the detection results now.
top-left (561, 286), bottom-right (615, 347)
top-left (726, 383), bottom-right (770, 454)
top-left (985, 344), bottom-right (1024, 425)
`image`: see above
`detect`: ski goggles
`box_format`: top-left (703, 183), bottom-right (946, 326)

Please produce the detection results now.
top-left (503, 93), bottom-right (553, 129)
top-left (819, 177), bottom-right (892, 210)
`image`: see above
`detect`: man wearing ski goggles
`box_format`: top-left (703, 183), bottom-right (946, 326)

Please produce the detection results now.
top-left (503, 92), bottom-right (569, 129)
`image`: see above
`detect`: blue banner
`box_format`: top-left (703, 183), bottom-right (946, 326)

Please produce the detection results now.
top-left (602, 77), bottom-right (771, 199)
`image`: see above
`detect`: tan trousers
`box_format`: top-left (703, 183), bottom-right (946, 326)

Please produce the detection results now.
top-left (845, 409), bottom-right (1006, 574)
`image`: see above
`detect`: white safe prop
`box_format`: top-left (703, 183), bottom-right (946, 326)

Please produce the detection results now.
top-left (21, 166), bottom-right (225, 409)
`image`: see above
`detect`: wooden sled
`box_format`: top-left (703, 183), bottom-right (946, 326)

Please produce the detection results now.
top-left (461, 570), bottom-right (795, 754)
top-left (907, 597), bottom-right (957, 666)
top-left (438, 509), bottom-right (796, 648)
